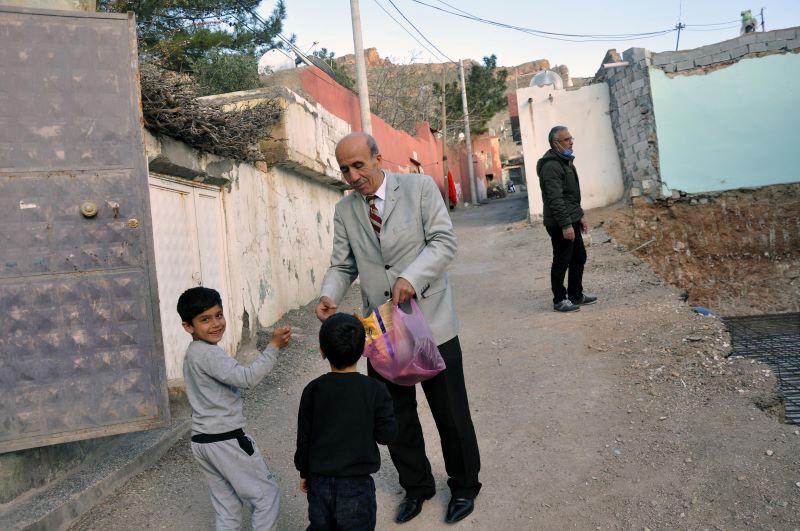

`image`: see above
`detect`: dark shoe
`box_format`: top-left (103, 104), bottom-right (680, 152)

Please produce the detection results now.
top-left (571, 293), bottom-right (598, 306)
top-left (395, 493), bottom-right (434, 523)
top-left (445, 497), bottom-right (475, 524)
top-left (553, 299), bottom-right (580, 312)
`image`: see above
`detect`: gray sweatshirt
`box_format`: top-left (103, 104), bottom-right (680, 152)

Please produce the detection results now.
top-left (183, 340), bottom-right (279, 435)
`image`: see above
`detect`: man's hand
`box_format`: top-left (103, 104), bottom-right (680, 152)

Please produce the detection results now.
top-left (269, 326), bottom-right (291, 349)
top-left (562, 225), bottom-right (576, 241)
top-left (315, 296), bottom-right (337, 322)
top-left (580, 217), bottom-right (589, 234)
top-left (392, 277), bottom-right (416, 304)
top-left (300, 478), bottom-right (308, 493)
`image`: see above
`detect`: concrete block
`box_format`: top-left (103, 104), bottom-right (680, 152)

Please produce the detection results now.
top-left (749, 42), bottom-right (768, 53)
top-left (711, 51), bottom-right (733, 63)
top-left (652, 52), bottom-right (675, 66)
top-left (765, 40), bottom-right (787, 51)
top-left (786, 38), bottom-right (800, 51)
top-left (630, 187), bottom-right (642, 198)
top-left (774, 28), bottom-right (797, 40)
top-left (630, 78), bottom-right (645, 91)
top-left (737, 32), bottom-right (759, 45)
top-left (623, 47), bottom-right (647, 63)
top-left (676, 60), bottom-right (695, 71)
top-left (695, 55), bottom-right (715, 67)
top-left (662, 63), bottom-right (677, 73)
top-left (634, 140), bottom-right (648, 153)
top-left (730, 45), bottom-right (750, 59)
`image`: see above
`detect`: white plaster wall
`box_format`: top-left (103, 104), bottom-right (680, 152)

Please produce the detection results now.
top-left (517, 83), bottom-right (624, 219)
top-left (223, 163), bottom-right (342, 339)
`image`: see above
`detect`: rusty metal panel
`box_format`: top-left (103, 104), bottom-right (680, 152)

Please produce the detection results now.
top-left (0, 7), bottom-right (169, 453)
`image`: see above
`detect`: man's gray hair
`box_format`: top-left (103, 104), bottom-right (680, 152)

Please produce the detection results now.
top-left (548, 126), bottom-right (569, 146)
top-left (365, 134), bottom-right (380, 157)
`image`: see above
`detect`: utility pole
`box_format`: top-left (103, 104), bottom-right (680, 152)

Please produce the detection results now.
top-left (349, 0), bottom-right (372, 134)
top-left (459, 59), bottom-right (477, 205)
top-left (759, 7), bottom-right (765, 31)
top-left (675, 22), bottom-right (686, 51)
top-left (441, 64), bottom-right (451, 209)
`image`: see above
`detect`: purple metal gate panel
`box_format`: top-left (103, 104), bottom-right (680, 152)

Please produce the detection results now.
top-left (0, 7), bottom-right (169, 453)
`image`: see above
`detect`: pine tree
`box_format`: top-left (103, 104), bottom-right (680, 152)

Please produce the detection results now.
top-left (98, 0), bottom-right (287, 73)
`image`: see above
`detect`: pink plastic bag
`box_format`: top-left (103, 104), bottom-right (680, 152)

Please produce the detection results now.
top-left (363, 300), bottom-right (446, 386)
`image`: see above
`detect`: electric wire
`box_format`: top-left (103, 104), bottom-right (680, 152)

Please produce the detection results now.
top-left (410, 0), bottom-right (676, 41)
top-left (373, 0), bottom-right (450, 63)
top-left (385, 0), bottom-right (456, 62)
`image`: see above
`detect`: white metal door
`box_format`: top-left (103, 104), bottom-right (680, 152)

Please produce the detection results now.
top-left (148, 176), bottom-right (232, 380)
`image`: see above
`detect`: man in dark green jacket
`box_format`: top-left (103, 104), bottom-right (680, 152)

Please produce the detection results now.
top-left (536, 126), bottom-right (597, 312)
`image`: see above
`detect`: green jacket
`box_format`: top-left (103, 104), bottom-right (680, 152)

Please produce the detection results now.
top-left (536, 149), bottom-right (584, 228)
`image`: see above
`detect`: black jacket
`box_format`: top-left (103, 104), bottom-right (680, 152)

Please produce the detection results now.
top-left (536, 149), bottom-right (584, 228)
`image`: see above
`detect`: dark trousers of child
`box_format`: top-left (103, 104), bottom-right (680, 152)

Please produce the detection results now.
top-left (545, 222), bottom-right (587, 304)
top-left (368, 336), bottom-right (482, 500)
top-left (306, 475), bottom-right (376, 531)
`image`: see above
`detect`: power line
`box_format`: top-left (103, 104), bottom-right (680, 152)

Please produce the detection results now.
top-left (410, 0), bottom-right (676, 42)
top-left (372, 0), bottom-right (448, 63)
top-left (685, 19), bottom-right (740, 27)
top-left (385, 0), bottom-right (456, 62)
top-left (685, 24), bottom-right (740, 32)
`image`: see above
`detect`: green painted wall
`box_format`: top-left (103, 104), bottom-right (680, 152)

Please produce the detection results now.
top-left (650, 54), bottom-right (800, 193)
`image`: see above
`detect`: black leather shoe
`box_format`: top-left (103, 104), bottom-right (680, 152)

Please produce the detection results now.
top-left (395, 494), bottom-right (433, 523)
top-left (445, 497), bottom-right (474, 524)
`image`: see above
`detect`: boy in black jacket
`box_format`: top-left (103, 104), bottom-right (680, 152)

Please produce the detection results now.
top-left (295, 313), bottom-right (398, 530)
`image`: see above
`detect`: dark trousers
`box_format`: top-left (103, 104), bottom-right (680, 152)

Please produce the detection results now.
top-left (367, 336), bottom-right (481, 499)
top-left (306, 475), bottom-right (376, 531)
top-left (546, 222), bottom-right (587, 304)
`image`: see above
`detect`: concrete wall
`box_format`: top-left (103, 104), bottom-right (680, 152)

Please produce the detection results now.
top-left (650, 53), bottom-right (800, 193)
top-left (517, 83), bottom-right (624, 218)
top-left (0, 0), bottom-right (95, 10)
top-left (593, 27), bottom-right (800, 199)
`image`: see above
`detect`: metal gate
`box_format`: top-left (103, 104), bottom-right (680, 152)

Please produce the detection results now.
top-left (0, 7), bottom-right (169, 452)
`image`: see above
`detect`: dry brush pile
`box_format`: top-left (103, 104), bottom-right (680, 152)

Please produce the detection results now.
top-left (139, 63), bottom-right (281, 162)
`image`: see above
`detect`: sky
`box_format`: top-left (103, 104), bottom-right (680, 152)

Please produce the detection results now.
top-left (259, 0), bottom-right (800, 78)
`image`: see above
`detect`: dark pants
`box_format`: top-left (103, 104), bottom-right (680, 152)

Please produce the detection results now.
top-left (367, 336), bottom-right (481, 499)
top-left (307, 475), bottom-right (376, 531)
top-left (546, 222), bottom-right (587, 304)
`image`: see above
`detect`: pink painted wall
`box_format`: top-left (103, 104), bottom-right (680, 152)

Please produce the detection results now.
top-left (299, 68), bottom-right (446, 193)
top-left (296, 66), bottom-right (502, 205)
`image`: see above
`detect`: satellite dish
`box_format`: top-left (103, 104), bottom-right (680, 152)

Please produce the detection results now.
top-left (258, 48), bottom-right (296, 75)
top-left (530, 70), bottom-right (564, 90)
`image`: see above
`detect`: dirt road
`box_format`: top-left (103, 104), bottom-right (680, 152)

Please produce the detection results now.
top-left (73, 193), bottom-right (800, 530)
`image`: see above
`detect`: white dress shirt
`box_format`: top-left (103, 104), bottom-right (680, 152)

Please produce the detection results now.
top-left (363, 171), bottom-right (387, 217)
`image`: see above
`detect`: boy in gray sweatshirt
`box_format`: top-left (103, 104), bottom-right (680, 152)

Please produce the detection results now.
top-left (178, 286), bottom-right (291, 530)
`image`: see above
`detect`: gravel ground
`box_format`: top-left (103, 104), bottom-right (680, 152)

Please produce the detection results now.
top-left (72, 193), bottom-right (800, 530)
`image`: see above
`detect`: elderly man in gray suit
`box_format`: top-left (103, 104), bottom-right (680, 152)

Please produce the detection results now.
top-left (316, 133), bottom-right (481, 524)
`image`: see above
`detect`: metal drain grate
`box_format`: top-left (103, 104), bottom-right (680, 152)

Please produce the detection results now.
top-left (724, 313), bottom-right (800, 424)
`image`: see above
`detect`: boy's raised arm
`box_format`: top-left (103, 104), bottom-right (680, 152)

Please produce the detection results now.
top-left (201, 327), bottom-right (291, 389)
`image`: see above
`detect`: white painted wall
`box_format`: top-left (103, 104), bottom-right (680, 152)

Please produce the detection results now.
top-left (517, 83), bottom-right (624, 219)
top-left (222, 163), bottom-right (342, 340)
top-left (143, 88), bottom-right (348, 371)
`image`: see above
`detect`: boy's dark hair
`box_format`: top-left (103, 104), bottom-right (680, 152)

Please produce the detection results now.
top-left (319, 313), bottom-right (366, 369)
top-left (177, 286), bottom-right (223, 323)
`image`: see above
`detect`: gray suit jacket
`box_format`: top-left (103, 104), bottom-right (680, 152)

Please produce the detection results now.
top-left (320, 172), bottom-right (459, 345)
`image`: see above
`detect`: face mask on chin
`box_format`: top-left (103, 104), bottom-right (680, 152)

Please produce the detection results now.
top-left (561, 149), bottom-right (574, 157)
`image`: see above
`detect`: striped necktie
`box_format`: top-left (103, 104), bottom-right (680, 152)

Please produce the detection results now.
top-left (366, 195), bottom-right (382, 237)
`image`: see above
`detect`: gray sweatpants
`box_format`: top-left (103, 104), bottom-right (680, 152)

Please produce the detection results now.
top-left (191, 435), bottom-right (280, 530)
